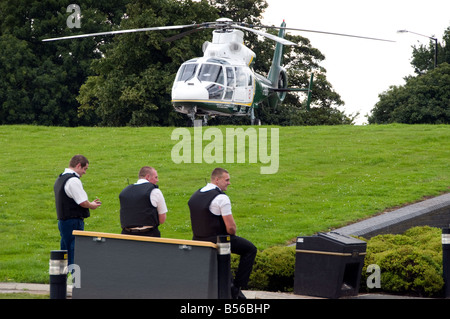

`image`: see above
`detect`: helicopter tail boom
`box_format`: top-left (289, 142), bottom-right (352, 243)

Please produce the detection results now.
top-left (265, 21), bottom-right (289, 107)
top-left (267, 21), bottom-right (287, 87)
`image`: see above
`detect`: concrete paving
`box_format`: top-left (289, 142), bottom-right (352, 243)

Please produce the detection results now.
top-left (0, 282), bottom-right (316, 299)
top-left (0, 282), bottom-right (429, 299)
top-left (334, 192), bottom-right (450, 239)
top-left (0, 282), bottom-right (71, 296)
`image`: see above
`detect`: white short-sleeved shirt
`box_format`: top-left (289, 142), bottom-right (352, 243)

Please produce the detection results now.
top-left (200, 183), bottom-right (232, 217)
top-left (62, 168), bottom-right (88, 205)
top-left (135, 179), bottom-right (168, 215)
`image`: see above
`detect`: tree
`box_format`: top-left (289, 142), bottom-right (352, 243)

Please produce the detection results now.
top-left (0, 34), bottom-right (36, 124)
top-left (0, 0), bottom-right (129, 126)
top-left (369, 25), bottom-right (450, 124)
top-left (411, 27), bottom-right (450, 75)
top-left (368, 63), bottom-right (450, 124)
top-left (209, 0), bottom-right (267, 25)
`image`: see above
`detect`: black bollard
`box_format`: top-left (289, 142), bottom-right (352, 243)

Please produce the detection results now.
top-left (443, 228), bottom-right (450, 298)
top-left (49, 250), bottom-right (68, 299)
top-left (217, 235), bottom-right (231, 299)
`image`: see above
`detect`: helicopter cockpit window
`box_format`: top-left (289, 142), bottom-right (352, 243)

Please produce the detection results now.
top-left (198, 64), bottom-right (224, 85)
top-left (177, 63), bottom-right (198, 82)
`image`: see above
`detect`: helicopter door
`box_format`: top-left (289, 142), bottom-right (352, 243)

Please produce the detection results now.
top-left (224, 67), bottom-right (235, 100)
top-left (233, 67), bottom-right (253, 104)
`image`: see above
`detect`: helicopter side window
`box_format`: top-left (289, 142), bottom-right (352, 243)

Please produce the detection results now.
top-left (198, 64), bottom-right (224, 85)
top-left (224, 67), bottom-right (235, 100)
top-left (235, 67), bottom-right (247, 87)
top-left (233, 67), bottom-right (253, 103)
top-left (226, 67), bottom-right (235, 87)
top-left (248, 74), bottom-right (253, 86)
top-left (177, 63), bottom-right (198, 82)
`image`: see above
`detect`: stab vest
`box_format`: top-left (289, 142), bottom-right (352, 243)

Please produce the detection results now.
top-left (188, 187), bottom-right (227, 242)
top-left (54, 173), bottom-right (90, 220)
top-left (119, 183), bottom-right (159, 228)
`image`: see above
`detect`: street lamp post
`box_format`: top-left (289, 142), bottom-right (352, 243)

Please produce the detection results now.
top-left (397, 29), bottom-right (438, 68)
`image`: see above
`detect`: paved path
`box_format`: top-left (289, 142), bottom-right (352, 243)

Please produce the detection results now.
top-left (0, 282), bottom-right (316, 299)
top-left (1, 282), bottom-right (429, 299)
top-left (334, 192), bottom-right (450, 238)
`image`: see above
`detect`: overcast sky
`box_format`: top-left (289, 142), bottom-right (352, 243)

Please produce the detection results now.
top-left (262, 0), bottom-right (450, 124)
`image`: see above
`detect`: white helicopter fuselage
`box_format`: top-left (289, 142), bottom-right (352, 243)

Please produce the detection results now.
top-left (171, 29), bottom-right (258, 118)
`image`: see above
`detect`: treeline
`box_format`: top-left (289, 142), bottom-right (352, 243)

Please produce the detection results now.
top-left (369, 27), bottom-right (450, 124)
top-left (0, 0), bottom-right (353, 126)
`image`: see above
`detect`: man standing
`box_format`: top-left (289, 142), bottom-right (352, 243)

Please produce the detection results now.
top-left (188, 168), bottom-right (257, 299)
top-left (119, 166), bottom-right (168, 237)
top-left (54, 155), bottom-right (102, 266)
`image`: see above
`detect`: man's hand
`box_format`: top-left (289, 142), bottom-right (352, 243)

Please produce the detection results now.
top-left (223, 214), bottom-right (237, 235)
top-left (80, 198), bottom-right (102, 210)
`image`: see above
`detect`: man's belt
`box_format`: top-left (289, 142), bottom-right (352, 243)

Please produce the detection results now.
top-left (124, 226), bottom-right (154, 233)
top-left (59, 216), bottom-right (84, 221)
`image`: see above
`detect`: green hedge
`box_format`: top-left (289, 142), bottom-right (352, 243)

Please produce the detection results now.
top-left (232, 226), bottom-right (444, 297)
top-left (360, 226), bottom-right (444, 297)
top-left (231, 245), bottom-right (296, 292)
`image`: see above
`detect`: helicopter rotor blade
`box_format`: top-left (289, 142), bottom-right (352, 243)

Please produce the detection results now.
top-left (255, 24), bottom-right (395, 43)
top-left (232, 24), bottom-right (298, 46)
top-left (42, 18), bottom-right (395, 44)
top-left (42, 23), bottom-right (202, 42)
top-left (163, 27), bottom-right (205, 42)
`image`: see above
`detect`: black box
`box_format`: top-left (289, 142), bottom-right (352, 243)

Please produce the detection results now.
top-left (294, 232), bottom-right (367, 298)
top-left (72, 231), bottom-right (218, 299)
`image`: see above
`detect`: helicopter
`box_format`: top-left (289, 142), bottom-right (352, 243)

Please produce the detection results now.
top-left (43, 17), bottom-right (394, 125)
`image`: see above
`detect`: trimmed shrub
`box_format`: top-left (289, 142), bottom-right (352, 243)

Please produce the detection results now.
top-left (231, 245), bottom-right (296, 292)
top-left (360, 226), bottom-right (444, 297)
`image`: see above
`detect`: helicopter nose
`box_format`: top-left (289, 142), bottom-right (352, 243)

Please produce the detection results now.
top-left (172, 80), bottom-right (209, 100)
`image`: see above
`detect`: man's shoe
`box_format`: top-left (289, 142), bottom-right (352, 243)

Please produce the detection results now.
top-left (231, 286), bottom-right (246, 299)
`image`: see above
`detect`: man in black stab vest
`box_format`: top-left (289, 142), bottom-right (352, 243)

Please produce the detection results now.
top-left (188, 168), bottom-right (257, 299)
top-left (54, 155), bottom-right (102, 266)
top-left (119, 166), bottom-right (168, 237)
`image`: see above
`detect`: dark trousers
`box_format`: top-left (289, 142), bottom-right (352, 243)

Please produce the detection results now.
top-left (195, 234), bottom-right (257, 289)
top-left (58, 218), bottom-right (84, 266)
top-left (230, 235), bottom-right (257, 289)
top-left (121, 227), bottom-right (161, 237)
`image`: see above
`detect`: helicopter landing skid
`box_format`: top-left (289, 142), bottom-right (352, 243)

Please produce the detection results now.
top-left (188, 108), bottom-right (209, 126)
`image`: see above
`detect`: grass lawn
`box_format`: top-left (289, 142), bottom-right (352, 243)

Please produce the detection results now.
top-left (0, 124), bottom-right (449, 283)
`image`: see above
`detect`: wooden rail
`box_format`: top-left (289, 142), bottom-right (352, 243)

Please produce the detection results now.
top-left (72, 230), bottom-right (217, 249)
